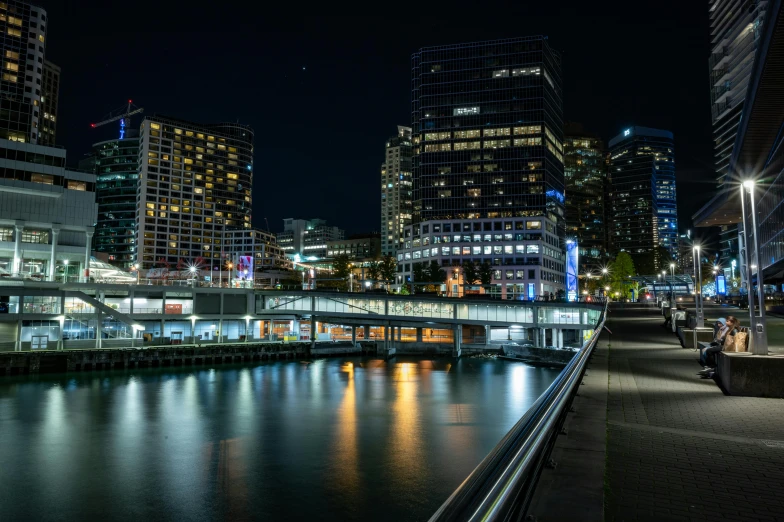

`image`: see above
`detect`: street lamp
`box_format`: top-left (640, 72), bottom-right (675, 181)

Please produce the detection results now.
top-left (189, 266), bottom-right (197, 288)
top-left (693, 245), bottom-right (704, 328)
top-left (227, 262), bottom-right (233, 288)
top-left (740, 179), bottom-right (768, 354)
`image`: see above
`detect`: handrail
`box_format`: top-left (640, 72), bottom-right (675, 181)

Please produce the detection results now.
top-left (429, 301), bottom-right (609, 522)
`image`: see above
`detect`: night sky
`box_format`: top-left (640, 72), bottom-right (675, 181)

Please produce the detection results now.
top-left (41, 1), bottom-right (714, 236)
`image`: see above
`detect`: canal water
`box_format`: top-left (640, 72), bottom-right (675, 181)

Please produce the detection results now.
top-left (0, 357), bottom-right (560, 521)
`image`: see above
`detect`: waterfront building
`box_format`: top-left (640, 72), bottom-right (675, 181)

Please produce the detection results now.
top-left (608, 126), bottom-right (678, 269)
top-left (405, 36), bottom-right (566, 298)
top-left (38, 60), bottom-right (59, 146)
top-left (563, 122), bottom-right (607, 271)
top-left (135, 116), bottom-right (254, 269)
top-left (0, 1), bottom-right (48, 144)
top-left (694, 2), bottom-right (784, 289)
top-left (381, 126), bottom-right (413, 256)
top-left (0, 139), bottom-right (97, 280)
top-left (90, 134), bottom-right (140, 270)
top-left (709, 0), bottom-right (769, 263)
top-left (327, 233), bottom-right (380, 261)
top-left (276, 218), bottom-right (344, 261)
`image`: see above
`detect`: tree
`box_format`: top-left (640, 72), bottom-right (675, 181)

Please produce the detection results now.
top-left (478, 261), bottom-right (493, 285)
top-left (609, 252), bottom-right (636, 298)
top-left (412, 262), bottom-right (427, 284)
top-left (367, 261), bottom-right (381, 284)
top-left (462, 260), bottom-right (479, 285)
top-left (379, 255), bottom-right (397, 284)
top-left (426, 261), bottom-right (446, 284)
top-left (332, 254), bottom-right (351, 279)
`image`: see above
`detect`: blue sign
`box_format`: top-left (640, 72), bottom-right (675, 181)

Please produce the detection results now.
top-left (546, 189), bottom-right (565, 203)
top-left (527, 283), bottom-right (536, 301)
top-left (566, 240), bottom-right (579, 301)
top-left (717, 275), bottom-right (726, 295)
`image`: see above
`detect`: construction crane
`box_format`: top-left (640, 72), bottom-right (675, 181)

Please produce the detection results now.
top-left (90, 100), bottom-right (144, 140)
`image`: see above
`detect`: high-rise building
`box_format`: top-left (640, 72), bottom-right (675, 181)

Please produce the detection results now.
top-left (38, 60), bottom-right (59, 146)
top-left (709, 0), bottom-right (769, 264)
top-left (563, 122), bottom-right (607, 270)
top-left (91, 134), bottom-right (141, 269)
top-left (136, 116), bottom-right (254, 269)
top-left (276, 218), bottom-right (344, 260)
top-left (398, 36), bottom-right (566, 299)
top-left (380, 126), bottom-right (412, 256)
top-left (608, 126), bottom-right (677, 270)
top-left (0, 1), bottom-right (48, 144)
top-left (327, 233), bottom-right (381, 261)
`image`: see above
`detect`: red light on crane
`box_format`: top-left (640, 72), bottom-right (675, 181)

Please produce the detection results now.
top-left (90, 123), bottom-right (96, 128)
top-left (128, 99), bottom-right (132, 104)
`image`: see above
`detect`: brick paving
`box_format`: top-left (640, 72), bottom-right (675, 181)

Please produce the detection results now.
top-left (605, 304), bottom-right (784, 522)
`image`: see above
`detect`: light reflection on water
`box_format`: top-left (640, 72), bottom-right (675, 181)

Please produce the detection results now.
top-left (0, 357), bottom-right (559, 521)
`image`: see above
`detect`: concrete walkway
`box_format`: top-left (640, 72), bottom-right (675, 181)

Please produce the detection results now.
top-left (605, 303), bottom-right (784, 522)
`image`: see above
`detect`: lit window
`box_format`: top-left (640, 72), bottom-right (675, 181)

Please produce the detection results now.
top-left (492, 69), bottom-right (509, 78)
top-left (5, 62), bottom-right (17, 72)
top-left (5, 50), bottom-right (19, 60)
top-left (67, 180), bottom-right (86, 191)
top-left (2, 72), bottom-right (16, 82)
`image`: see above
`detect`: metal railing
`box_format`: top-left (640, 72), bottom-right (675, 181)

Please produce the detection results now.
top-left (429, 301), bottom-right (608, 522)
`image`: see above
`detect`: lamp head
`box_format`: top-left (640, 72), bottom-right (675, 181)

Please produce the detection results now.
top-left (742, 180), bottom-right (755, 189)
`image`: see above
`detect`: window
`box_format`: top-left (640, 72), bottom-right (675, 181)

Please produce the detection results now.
top-left (526, 221), bottom-right (542, 230)
top-left (5, 62), bottom-right (18, 72)
top-left (31, 173), bottom-right (53, 184)
top-left (492, 69), bottom-right (509, 78)
top-left (514, 137), bottom-right (542, 147)
top-left (484, 140), bottom-right (510, 149)
top-left (5, 50), bottom-right (19, 60)
top-left (454, 129), bottom-right (480, 139)
top-left (504, 246), bottom-right (513, 255)
top-left (453, 106), bottom-right (479, 116)
top-left (67, 180), bottom-right (86, 191)
top-left (526, 245), bottom-right (540, 254)
top-left (150, 123), bottom-right (161, 130)
top-left (2, 73), bottom-right (16, 82)
top-left (512, 67), bottom-right (540, 76)
top-left (7, 27), bottom-right (21, 37)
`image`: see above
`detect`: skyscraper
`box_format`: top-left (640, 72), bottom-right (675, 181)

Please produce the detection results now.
top-left (136, 116), bottom-right (253, 269)
top-left (380, 125), bottom-right (412, 256)
top-left (0, 1), bottom-right (48, 144)
top-left (563, 122), bottom-right (607, 270)
top-left (92, 134), bottom-right (141, 269)
top-left (38, 59), bottom-right (59, 146)
top-left (398, 36), bottom-right (566, 299)
top-left (709, 0), bottom-right (768, 263)
top-left (608, 126), bottom-right (677, 271)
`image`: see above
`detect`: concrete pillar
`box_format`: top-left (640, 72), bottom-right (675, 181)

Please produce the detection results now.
top-left (452, 324), bottom-right (462, 357)
top-left (351, 326), bottom-right (357, 347)
top-left (217, 318), bottom-right (223, 343)
top-left (13, 221), bottom-right (24, 276)
top-left (416, 327), bottom-right (423, 342)
top-left (310, 316), bottom-right (317, 349)
top-left (84, 230), bottom-right (93, 282)
top-left (557, 329), bottom-right (564, 348)
top-left (245, 318), bottom-right (250, 343)
top-left (364, 325), bottom-right (370, 340)
top-left (95, 309), bottom-right (102, 349)
top-left (484, 325), bottom-right (490, 346)
top-left (160, 319), bottom-right (166, 344)
top-left (384, 324), bottom-right (390, 349)
top-left (15, 317), bottom-right (22, 351)
top-left (49, 226), bottom-right (60, 282)
top-left (397, 326), bottom-right (402, 342)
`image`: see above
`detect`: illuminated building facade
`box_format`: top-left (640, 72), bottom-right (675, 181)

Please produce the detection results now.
top-left (380, 126), bottom-right (412, 256)
top-left (276, 218), bottom-right (344, 261)
top-left (91, 135), bottom-right (140, 269)
top-left (0, 1), bottom-right (48, 144)
top-left (608, 126), bottom-right (677, 269)
top-left (38, 60), bottom-right (58, 146)
top-left (563, 123), bottom-right (607, 270)
top-left (401, 36), bottom-right (566, 298)
top-left (135, 116), bottom-right (253, 269)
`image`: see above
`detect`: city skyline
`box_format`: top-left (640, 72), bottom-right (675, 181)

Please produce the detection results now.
top-left (39, 0), bottom-right (712, 237)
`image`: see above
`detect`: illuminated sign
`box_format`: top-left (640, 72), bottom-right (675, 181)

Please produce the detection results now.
top-left (623, 128), bottom-right (631, 137)
top-left (119, 118), bottom-right (126, 140)
top-left (566, 240), bottom-right (579, 301)
top-left (546, 189), bottom-right (565, 203)
top-left (717, 275), bottom-right (726, 295)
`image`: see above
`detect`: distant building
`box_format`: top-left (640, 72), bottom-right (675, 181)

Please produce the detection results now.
top-left (276, 218), bottom-right (344, 261)
top-left (563, 123), bottom-right (607, 270)
top-left (135, 116), bottom-right (254, 269)
top-left (327, 233), bottom-right (381, 261)
top-left (90, 135), bottom-right (141, 269)
top-left (677, 230), bottom-right (694, 277)
top-left (0, 1), bottom-right (49, 144)
top-left (0, 139), bottom-right (97, 280)
top-left (402, 36), bottom-right (566, 298)
top-left (608, 126), bottom-right (677, 270)
top-left (381, 126), bottom-right (412, 257)
top-left (39, 60), bottom-right (60, 146)
top-left (223, 228), bottom-right (287, 273)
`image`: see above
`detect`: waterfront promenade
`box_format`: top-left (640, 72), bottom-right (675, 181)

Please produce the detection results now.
top-left (604, 304), bottom-right (784, 521)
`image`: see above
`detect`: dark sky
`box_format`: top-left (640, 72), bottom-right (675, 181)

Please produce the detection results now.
top-left (40, 1), bottom-right (715, 236)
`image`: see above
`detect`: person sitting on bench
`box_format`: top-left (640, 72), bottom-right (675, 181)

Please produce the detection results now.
top-left (698, 316), bottom-right (738, 377)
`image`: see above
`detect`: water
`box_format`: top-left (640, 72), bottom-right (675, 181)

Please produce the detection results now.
top-left (0, 357), bottom-right (560, 521)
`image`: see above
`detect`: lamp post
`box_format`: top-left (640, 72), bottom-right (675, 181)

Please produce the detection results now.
top-left (189, 266), bottom-right (197, 288)
top-left (227, 262), bottom-right (233, 288)
top-left (741, 180), bottom-right (768, 354)
top-left (693, 245), bottom-right (704, 328)
top-left (669, 262), bottom-right (675, 299)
